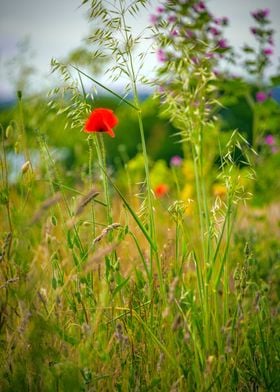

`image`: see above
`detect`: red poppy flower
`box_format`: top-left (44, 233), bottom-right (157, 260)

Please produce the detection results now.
top-left (154, 184), bottom-right (169, 198)
top-left (84, 108), bottom-right (118, 138)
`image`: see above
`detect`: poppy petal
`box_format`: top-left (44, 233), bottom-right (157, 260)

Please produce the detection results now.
top-left (84, 108), bottom-right (118, 137)
top-left (103, 121), bottom-right (115, 137)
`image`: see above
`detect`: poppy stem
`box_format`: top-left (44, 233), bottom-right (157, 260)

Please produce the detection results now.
top-left (92, 134), bottom-right (113, 229)
top-left (99, 135), bottom-right (113, 226)
top-left (87, 135), bottom-right (96, 237)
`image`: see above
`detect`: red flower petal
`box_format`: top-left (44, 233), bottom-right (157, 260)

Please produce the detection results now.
top-left (84, 108), bottom-right (118, 137)
top-left (154, 184), bottom-right (169, 198)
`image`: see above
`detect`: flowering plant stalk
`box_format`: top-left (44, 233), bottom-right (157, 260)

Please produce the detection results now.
top-left (242, 8), bottom-right (275, 150)
top-left (152, 0), bottom-right (255, 359)
top-left (84, 107), bottom-right (119, 227)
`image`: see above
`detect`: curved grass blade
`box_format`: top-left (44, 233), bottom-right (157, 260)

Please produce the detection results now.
top-left (70, 65), bottom-right (139, 111)
top-left (99, 165), bottom-right (157, 252)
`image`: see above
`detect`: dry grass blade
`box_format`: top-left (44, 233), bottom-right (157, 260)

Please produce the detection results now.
top-left (75, 189), bottom-right (100, 216)
top-left (93, 223), bottom-right (121, 245)
top-left (30, 192), bottom-right (62, 224)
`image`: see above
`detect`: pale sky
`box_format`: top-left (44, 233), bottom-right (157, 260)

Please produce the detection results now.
top-left (0, 0), bottom-right (279, 100)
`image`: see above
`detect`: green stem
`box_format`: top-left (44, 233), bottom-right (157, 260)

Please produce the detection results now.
top-left (99, 135), bottom-right (112, 226)
top-left (17, 91), bottom-right (33, 171)
top-left (191, 142), bottom-right (206, 268)
top-left (199, 124), bottom-right (211, 262)
top-left (92, 135), bottom-right (112, 226)
top-left (87, 135), bottom-right (96, 237)
top-left (175, 224), bottom-right (179, 274)
top-left (215, 201), bottom-right (237, 290)
top-left (171, 167), bottom-right (181, 198)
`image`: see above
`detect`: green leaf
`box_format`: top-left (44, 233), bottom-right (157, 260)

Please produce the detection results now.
top-left (112, 277), bottom-right (130, 298)
top-left (67, 230), bottom-right (74, 249)
top-left (72, 251), bottom-right (80, 268)
top-left (52, 277), bottom-right (57, 289)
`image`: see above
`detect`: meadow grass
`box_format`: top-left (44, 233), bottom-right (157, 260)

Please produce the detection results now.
top-left (1, 1), bottom-right (280, 391)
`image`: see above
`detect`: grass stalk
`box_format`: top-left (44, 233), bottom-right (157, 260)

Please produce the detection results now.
top-left (117, 1), bottom-right (165, 302)
top-left (37, 132), bottom-right (85, 258)
top-left (1, 125), bottom-right (13, 258)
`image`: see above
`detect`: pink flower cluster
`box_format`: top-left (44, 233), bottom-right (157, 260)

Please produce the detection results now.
top-left (217, 39), bottom-right (228, 49)
top-left (213, 17), bottom-right (229, 26)
top-left (251, 8), bottom-right (270, 21)
top-left (193, 1), bottom-right (206, 13)
top-left (264, 134), bottom-right (275, 146)
top-left (156, 49), bottom-right (167, 62)
top-left (170, 155), bottom-right (183, 167)
top-left (151, 1), bottom-right (230, 65)
top-left (263, 48), bottom-right (273, 56)
top-left (249, 8), bottom-right (274, 63)
top-left (209, 27), bottom-right (221, 37)
top-left (264, 134), bottom-right (278, 154)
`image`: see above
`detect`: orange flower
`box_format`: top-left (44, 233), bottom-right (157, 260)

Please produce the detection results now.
top-left (154, 184), bottom-right (169, 198)
top-left (84, 108), bottom-right (118, 138)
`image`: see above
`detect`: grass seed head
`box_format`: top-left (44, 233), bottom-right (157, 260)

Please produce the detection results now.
top-left (21, 160), bottom-right (31, 174)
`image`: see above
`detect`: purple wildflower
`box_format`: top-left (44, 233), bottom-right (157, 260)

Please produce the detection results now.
top-left (150, 14), bottom-right (158, 24)
top-left (263, 47), bottom-right (273, 56)
top-left (156, 5), bottom-right (165, 14)
top-left (264, 134), bottom-right (275, 145)
top-left (250, 27), bottom-right (258, 35)
top-left (267, 37), bottom-right (274, 46)
top-left (191, 56), bottom-right (200, 65)
top-left (263, 8), bottom-right (270, 17)
top-left (193, 1), bottom-right (206, 12)
top-left (198, 1), bottom-right (206, 9)
top-left (185, 30), bottom-right (195, 38)
top-left (171, 29), bottom-right (179, 37)
top-left (170, 155), bottom-right (183, 167)
top-left (268, 36), bottom-right (274, 46)
top-left (168, 15), bottom-right (177, 23)
top-left (156, 49), bottom-right (167, 62)
top-left (209, 27), bottom-right (221, 36)
top-left (256, 91), bottom-right (267, 102)
top-left (214, 16), bottom-right (229, 26)
top-left (217, 39), bottom-right (228, 49)
top-left (251, 8), bottom-right (270, 21)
